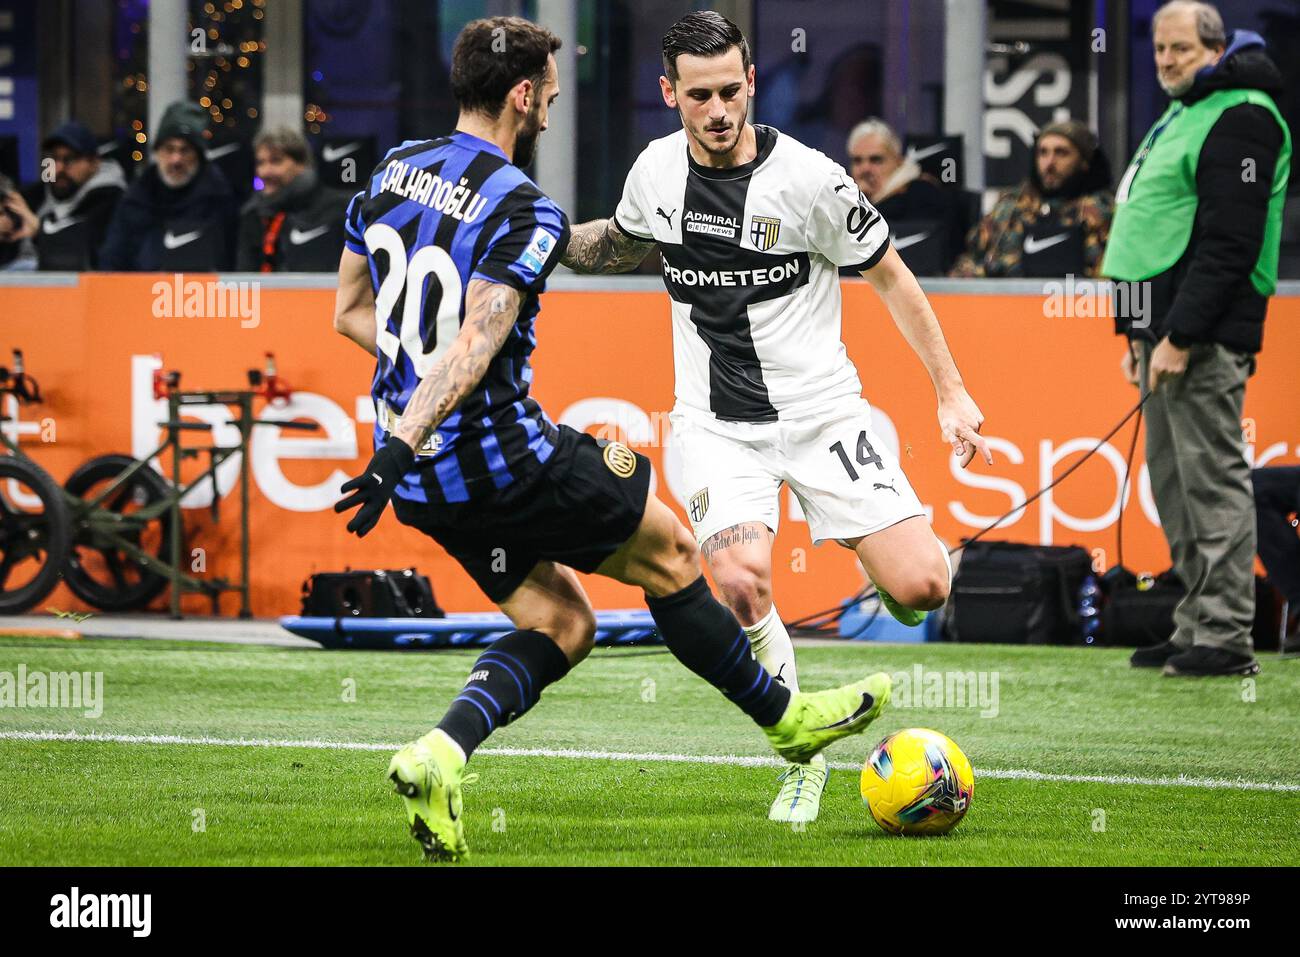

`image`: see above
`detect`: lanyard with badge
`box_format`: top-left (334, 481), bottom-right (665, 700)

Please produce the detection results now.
top-left (1115, 105), bottom-right (1185, 203)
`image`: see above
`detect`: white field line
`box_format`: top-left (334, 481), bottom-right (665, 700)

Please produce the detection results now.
top-left (2, 729), bottom-right (1298, 794)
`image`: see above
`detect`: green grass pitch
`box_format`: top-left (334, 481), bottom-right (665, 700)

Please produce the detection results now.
top-left (0, 634), bottom-right (1296, 866)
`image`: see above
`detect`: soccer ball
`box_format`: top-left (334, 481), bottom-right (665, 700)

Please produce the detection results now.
top-left (859, 728), bottom-right (974, 836)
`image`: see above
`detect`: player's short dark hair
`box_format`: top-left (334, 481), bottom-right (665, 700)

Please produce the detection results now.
top-left (450, 17), bottom-right (561, 118)
top-left (661, 10), bottom-right (751, 84)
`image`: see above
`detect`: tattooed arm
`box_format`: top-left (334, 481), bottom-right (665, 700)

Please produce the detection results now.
top-left (390, 279), bottom-right (522, 451)
top-left (561, 218), bottom-right (656, 274)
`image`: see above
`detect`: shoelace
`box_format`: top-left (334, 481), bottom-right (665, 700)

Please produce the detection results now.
top-left (775, 763), bottom-right (826, 806)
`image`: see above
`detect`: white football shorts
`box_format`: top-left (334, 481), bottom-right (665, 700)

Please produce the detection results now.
top-left (670, 400), bottom-right (926, 546)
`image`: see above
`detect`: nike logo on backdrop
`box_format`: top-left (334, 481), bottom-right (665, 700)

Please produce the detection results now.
top-left (206, 143), bottom-right (240, 161)
top-left (162, 230), bottom-right (203, 249)
top-left (1023, 233), bottom-right (1070, 255)
top-left (41, 217), bottom-right (85, 235)
top-left (892, 232), bottom-right (930, 250)
top-left (815, 693), bottom-right (875, 731)
top-left (905, 142), bottom-right (948, 163)
top-left (289, 225), bottom-right (329, 245)
top-left (322, 142), bottom-right (361, 163)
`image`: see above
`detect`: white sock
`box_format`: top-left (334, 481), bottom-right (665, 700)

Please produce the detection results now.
top-left (937, 537), bottom-right (953, 586)
top-left (745, 605), bottom-right (799, 693)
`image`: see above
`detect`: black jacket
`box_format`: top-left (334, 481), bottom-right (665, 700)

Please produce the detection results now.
top-left (235, 171), bottom-right (350, 272)
top-left (876, 174), bottom-right (968, 270)
top-left (1117, 34), bottom-right (1289, 354)
top-left (0, 163), bottom-right (125, 270)
top-left (99, 162), bottom-right (238, 271)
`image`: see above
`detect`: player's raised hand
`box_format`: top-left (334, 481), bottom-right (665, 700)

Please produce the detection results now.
top-left (334, 439), bottom-right (416, 537)
top-left (938, 390), bottom-right (991, 469)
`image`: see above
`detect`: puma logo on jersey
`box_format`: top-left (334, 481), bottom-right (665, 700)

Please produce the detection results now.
top-left (873, 480), bottom-right (898, 496)
top-left (656, 207), bottom-right (676, 228)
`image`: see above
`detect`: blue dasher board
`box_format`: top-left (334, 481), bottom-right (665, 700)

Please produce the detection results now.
top-left (279, 611), bottom-right (660, 649)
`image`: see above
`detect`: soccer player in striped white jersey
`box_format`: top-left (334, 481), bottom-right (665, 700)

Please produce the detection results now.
top-left (562, 10), bottom-right (990, 824)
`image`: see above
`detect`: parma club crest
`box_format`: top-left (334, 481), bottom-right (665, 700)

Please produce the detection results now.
top-left (688, 488), bottom-right (709, 524)
top-left (749, 215), bottom-right (781, 252)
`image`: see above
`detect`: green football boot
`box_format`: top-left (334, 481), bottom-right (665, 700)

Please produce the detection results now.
top-left (768, 754), bottom-right (829, 823)
top-left (763, 672), bottom-right (892, 764)
top-left (873, 581), bottom-right (928, 627)
top-left (387, 730), bottom-right (477, 862)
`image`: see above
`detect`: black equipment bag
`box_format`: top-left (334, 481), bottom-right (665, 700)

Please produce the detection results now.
top-left (300, 569), bottom-right (444, 618)
top-left (1100, 569), bottom-right (1282, 649)
top-left (1098, 567), bottom-right (1183, 647)
top-left (946, 541), bottom-right (1093, 644)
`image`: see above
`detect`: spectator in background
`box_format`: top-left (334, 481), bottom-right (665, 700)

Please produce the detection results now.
top-left (1110, 1), bottom-right (1290, 677)
top-left (847, 119), bottom-right (965, 271)
top-left (100, 101), bottom-right (237, 271)
top-left (950, 120), bottom-right (1113, 278)
top-left (1252, 466), bottom-right (1300, 653)
top-left (0, 122), bottom-right (125, 270)
top-left (236, 127), bottom-right (349, 272)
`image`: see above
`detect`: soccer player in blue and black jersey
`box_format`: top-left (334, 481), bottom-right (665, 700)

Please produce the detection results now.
top-left (332, 16), bottom-right (892, 861)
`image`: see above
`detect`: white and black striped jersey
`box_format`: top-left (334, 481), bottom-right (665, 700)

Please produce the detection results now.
top-left (614, 124), bottom-right (890, 423)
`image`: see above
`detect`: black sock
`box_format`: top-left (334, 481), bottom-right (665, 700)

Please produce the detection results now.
top-left (436, 630), bottom-right (571, 758)
top-left (645, 576), bottom-right (791, 727)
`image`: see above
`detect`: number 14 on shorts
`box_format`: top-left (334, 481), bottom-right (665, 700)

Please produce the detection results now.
top-left (829, 430), bottom-right (884, 482)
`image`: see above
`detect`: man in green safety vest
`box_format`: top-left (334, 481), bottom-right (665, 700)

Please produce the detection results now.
top-left (1105, 1), bottom-right (1291, 677)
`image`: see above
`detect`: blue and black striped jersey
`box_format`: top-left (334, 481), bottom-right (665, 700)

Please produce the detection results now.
top-left (345, 131), bottom-right (570, 504)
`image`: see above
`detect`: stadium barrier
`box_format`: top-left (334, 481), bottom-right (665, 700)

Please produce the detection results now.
top-left (2, 273), bottom-right (1297, 620)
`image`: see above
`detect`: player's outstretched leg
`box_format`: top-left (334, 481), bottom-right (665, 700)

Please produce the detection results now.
top-left (849, 516), bottom-right (952, 627)
top-left (703, 525), bottom-right (828, 821)
top-left (746, 606), bottom-right (827, 821)
top-left (598, 494), bottom-right (891, 764)
top-left (389, 563), bottom-right (592, 861)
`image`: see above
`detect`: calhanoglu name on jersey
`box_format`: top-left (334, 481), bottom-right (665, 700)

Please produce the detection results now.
top-left (378, 160), bottom-right (488, 223)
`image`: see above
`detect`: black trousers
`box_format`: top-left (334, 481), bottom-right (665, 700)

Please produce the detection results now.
top-left (1253, 465), bottom-right (1300, 606)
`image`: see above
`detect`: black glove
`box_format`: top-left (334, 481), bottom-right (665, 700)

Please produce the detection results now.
top-left (334, 439), bottom-right (416, 537)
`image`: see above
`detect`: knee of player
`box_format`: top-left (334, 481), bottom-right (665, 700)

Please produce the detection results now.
top-left (712, 564), bottom-right (771, 622)
top-left (660, 522), bottom-right (704, 583)
top-left (896, 571), bottom-right (949, 611)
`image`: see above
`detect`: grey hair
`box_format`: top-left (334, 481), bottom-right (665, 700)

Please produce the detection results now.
top-left (847, 118), bottom-right (902, 158)
top-left (252, 126), bottom-right (312, 167)
top-left (1153, 1), bottom-right (1227, 49)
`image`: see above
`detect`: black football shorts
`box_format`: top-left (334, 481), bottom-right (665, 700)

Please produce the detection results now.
top-left (391, 425), bottom-right (651, 603)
